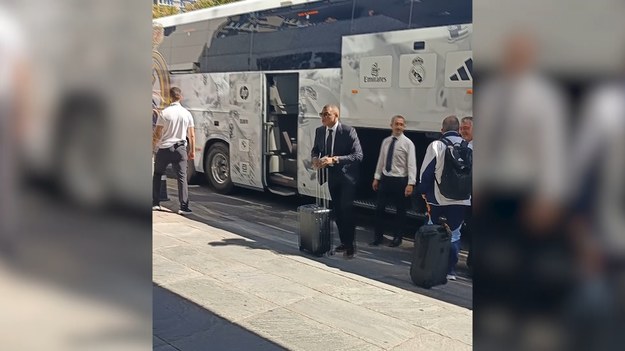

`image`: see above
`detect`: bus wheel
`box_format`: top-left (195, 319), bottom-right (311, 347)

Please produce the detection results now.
top-left (205, 142), bottom-right (233, 194)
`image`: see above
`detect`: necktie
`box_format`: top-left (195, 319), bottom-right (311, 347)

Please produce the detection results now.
top-left (385, 137), bottom-right (397, 172)
top-left (325, 129), bottom-right (333, 156)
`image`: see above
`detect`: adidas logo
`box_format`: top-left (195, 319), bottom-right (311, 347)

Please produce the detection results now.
top-left (449, 58), bottom-right (473, 82)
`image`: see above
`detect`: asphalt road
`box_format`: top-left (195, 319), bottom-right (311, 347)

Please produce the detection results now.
top-left (163, 180), bottom-right (473, 310)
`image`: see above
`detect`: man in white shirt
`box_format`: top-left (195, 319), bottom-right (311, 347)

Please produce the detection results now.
top-left (371, 115), bottom-right (417, 247)
top-left (152, 87), bottom-right (196, 215)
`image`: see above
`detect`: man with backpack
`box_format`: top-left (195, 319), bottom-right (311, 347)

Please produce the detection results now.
top-left (418, 115), bottom-right (472, 280)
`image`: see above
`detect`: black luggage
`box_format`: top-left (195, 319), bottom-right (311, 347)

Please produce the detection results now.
top-left (298, 167), bottom-right (333, 257)
top-left (298, 204), bottom-right (332, 256)
top-left (410, 222), bottom-right (451, 288)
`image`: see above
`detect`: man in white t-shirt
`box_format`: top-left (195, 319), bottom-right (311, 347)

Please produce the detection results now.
top-left (152, 87), bottom-right (195, 215)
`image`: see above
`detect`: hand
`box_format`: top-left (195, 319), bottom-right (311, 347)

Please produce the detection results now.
top-left (320, 156), bottom-right (333, 167)
top-left (312, 157), bottom-right (321, 169)
top-left (188, 151), bottom-right (195, 160)
top-left (372, 179), bottom-right (379, 191)
top-left (522, 198), bottom-right (561, 235)
top-left (404, 185), bottom-right (414, 197)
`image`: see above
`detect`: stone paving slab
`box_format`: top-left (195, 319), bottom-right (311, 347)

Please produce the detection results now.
top-left (285, 294), bottom-right (423, 349)
top-left (152, 255), bottom-right (204, 285)
top-left (153, 211), bottom-right (472, 350)
top-left (391, 331), bottom-right (472, 351)
top-left (240, 307), bottom-right (382, 351)
top-left (164, 277), bottom-right (279, 323)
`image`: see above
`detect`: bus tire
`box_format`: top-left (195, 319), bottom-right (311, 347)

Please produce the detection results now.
top-left (204, 142), bottom-right (233, 194)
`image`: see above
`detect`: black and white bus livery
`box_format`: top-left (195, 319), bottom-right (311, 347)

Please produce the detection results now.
top-left (153, 0), bottom-right (472, 207)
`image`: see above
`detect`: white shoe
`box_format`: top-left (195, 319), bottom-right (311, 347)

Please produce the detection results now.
top-left (177, 208), bottom-right (193, 215)
top-left (152, 205), bottom-right (162, 211)
top-left (446, 274), bottom-right (456, 281)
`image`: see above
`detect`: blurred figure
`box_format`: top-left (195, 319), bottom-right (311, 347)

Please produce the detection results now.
top-left (565, 82), bottom-right (625, 350)
top-left (474, 32), bottom-right (574, 350)
top-left (0, 3), bottom-right (29, 251)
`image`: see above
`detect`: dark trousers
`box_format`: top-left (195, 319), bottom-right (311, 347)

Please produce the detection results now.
top-left (328, 176), bottom-right (356, 250)
top-left (374, 176), bottom-right (409, 240)
top-left (152, 145), bottom-right (189, 209)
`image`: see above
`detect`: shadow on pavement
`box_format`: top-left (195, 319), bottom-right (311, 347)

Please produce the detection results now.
top-left (154, 284), bottom-right (286, 351)
top-left (162, 181), bottom-right (472, 309)
top-left (186, 208), bottom-right (473, 310)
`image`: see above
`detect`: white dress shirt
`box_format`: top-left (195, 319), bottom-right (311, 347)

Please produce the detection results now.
top-left (374, 133), bottom-right (417, 185)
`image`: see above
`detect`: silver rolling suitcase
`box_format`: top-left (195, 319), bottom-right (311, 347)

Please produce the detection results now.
top-left (298, 167), bottom-right (333, 256)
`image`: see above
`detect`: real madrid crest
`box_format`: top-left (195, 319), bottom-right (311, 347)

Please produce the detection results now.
top-left (409, 56), bottom-right (426, 85)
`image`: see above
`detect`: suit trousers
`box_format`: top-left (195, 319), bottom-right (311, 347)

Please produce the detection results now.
top-left (328, 174), bottom-right (357, 250)
top-left (374, 176), bottom-right (409, 240)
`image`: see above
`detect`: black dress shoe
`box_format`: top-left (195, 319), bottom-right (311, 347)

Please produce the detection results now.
top-left (389, 237), bottom-right (402, 247)
top-left (344, 247), bottom-right (355, 258)
top-left (369, 239), bottom-right (383, 246)
top-left (335, 244), bottom-right (347, 252)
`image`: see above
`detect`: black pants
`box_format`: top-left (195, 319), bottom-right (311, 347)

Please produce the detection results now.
top-left (374, 176), bottom-right (409, 240)
top-left (328, 176), bottom-right (357, 250)
top-left (152, 145), bottom-right (189, 209)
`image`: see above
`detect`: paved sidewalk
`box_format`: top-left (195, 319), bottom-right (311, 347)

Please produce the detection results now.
top-left (153, 210), bottom-right (472, 351)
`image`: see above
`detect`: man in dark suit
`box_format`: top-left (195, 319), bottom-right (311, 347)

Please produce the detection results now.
top-left (311, 104), bottom-right (363, 258)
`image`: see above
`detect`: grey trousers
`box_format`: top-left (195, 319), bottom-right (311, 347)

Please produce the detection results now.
top-left (152, 145), bottom-right (188, 209)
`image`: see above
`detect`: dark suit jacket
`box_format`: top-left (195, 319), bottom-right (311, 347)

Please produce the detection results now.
top-left (311, 122), bottom-right (363, 185)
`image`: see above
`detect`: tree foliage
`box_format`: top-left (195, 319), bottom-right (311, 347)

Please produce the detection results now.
top-left (152, 5), bottom-right (180, 19)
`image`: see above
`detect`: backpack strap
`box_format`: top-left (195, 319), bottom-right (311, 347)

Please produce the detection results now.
top-left (440, 136), bottom-right (453, 147)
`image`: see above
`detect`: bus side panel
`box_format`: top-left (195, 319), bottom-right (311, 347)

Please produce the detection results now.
top-left (340, 24), bottom-right (473, 132)
top-left (228, 72), bottom-right (264, 190)
top-left (170, 73), bottom-right (231, 173)
top-left (297, 69), bottom-right (341, 198)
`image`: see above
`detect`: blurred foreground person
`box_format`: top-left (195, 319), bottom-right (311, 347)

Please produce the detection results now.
top-left (0, 4), bottom-right (29, 251)
top-left (474, 32), bottom-right (575, 350)
top-left (565, 82), bottom-right (625, 351)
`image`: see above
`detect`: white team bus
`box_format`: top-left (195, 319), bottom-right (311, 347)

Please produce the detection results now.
top-left (152, 0), bottom-right (472, 210)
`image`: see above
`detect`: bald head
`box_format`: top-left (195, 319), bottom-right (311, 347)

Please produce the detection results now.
top-left (442, 115), bottom-right (460, 133)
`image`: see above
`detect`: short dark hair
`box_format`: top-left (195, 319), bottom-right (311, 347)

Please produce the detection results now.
top-left (461, 116), bottom-right (473, 124)
top-left (442, 115), bottom-right (460, 132)
top-left (391, 115), bottom-right (405, 124)
top-left (170, 87), bottom-right (182, 101)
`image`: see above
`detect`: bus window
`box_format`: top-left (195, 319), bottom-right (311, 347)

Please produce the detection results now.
top-left (350, 0), bottom-right (410, 34)
top-left (409, 0), bottom-right (472, 29)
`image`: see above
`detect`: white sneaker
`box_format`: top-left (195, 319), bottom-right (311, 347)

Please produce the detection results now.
top-left (446, 274), bottom-right (457, 281)
top-left (152, 205), bottom-right (162, 211)
top-left (178, 208), bottom-right (193, 215)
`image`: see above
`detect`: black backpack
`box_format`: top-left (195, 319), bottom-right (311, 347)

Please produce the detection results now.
top-left (436, 137), bottom-right (472, 200)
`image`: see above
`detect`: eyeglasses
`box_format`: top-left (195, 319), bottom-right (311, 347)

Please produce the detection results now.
top-left (319, 112), bottom-right (334, 117)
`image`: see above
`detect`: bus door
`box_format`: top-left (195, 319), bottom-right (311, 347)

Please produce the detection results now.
top-left (228, 72), bottom-right (264, 191)
top-left (296, 69), bottom-right (341, 198)
top-left (264, 73), bottom-right (300, 196)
